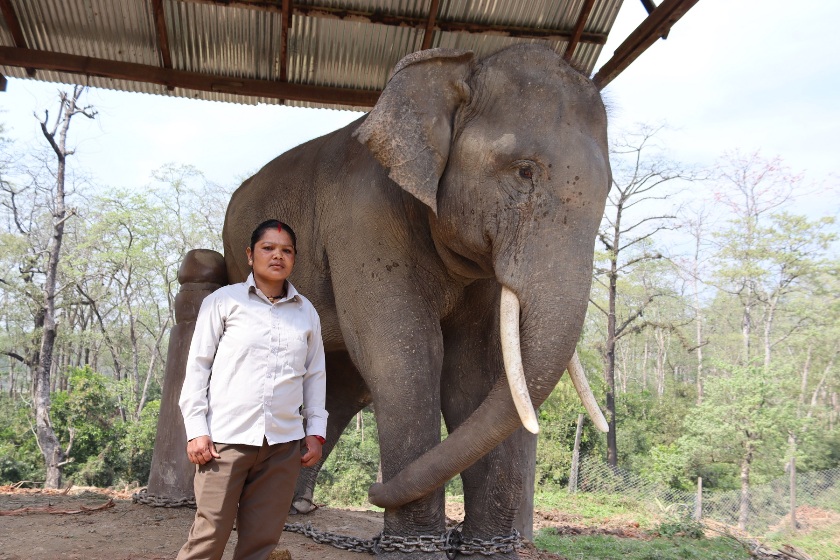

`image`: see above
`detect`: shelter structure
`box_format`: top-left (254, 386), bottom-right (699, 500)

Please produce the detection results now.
top-left (0, 0), bottom-right (702, 537)
top-left (1, 0), bottom-right (699, 109)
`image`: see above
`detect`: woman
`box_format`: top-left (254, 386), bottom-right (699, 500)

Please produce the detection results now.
top-left (177, 219), bottom-right (327, 560)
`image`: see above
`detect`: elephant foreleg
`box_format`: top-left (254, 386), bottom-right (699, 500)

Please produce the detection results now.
top-left (441, 280), bottom-right (525, 549)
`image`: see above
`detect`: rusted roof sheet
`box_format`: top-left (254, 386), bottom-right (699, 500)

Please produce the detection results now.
top-left (0, 0), bottom-right (696, 110)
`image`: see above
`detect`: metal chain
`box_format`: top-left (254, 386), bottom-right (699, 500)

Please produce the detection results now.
top-left (285, 522), bottom-right (522, 557)
top-left (131, 489), bottom-right (196, 508)
top-left (132, 491), bottom-right (521, 556)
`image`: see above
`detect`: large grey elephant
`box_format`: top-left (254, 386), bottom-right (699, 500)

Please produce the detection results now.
top-left (198, 44), bottom-right (608, 556)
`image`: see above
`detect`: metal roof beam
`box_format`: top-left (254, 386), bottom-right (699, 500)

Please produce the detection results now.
top-left (280, 0), bottom-right (291, 82)
top-left (640, 0), bottom-right (670, 39)
top-left (0, 0), bottom-right (34, 76)
top-left (564, 0), bottom-right (597, 62)
top-left (0, 46), bottom-right (382, 107)
top-left (152, 0), bottom-right (173, 70)
top-left (592, 0), bottom-right (699, 89)
top-left (421, 0), bottom-right (441, 50)
top-left (179, 0), bottom-right (607, 44)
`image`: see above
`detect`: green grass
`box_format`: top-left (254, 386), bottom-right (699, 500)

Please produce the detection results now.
top-left (763, 526), bottom-right (840, 560)
top-left (530, 491), bottom-right (840, 560)
top-left (533, 528), bottom-right (753, 560)
top-left (535, 490), bottom-right (660, 529)
top-left (531, 492), bottom-right (754, 560)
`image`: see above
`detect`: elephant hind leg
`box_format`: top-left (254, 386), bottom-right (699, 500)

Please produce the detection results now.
top-left (293, 351), bottom-right (371, 514)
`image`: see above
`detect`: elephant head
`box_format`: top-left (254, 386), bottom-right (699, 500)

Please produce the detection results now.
top-left (354, 45), bottom-right (610, 508)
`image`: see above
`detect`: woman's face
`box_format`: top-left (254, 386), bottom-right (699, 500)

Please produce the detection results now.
top-left (246, 228), bottom-right (296, 289)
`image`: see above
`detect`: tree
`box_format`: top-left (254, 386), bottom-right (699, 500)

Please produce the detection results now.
top-left (592, 125), bottom-right (689, 466)
top-left (675, 205), bottom-right (714, 404)
top-left (32, 86), bottom-right (96, 488)
top-left (678, 363), bottom-right (799, 530)
top-left (710, 151), bottom-right (802, 365)
top-left (0, 86), bottom-right (96, 487)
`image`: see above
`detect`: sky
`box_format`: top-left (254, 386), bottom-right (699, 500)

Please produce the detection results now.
top-left (0, 0), bottom-right (838, 217)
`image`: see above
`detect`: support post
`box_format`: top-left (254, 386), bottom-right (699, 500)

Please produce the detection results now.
top-left (568, 413), bottom-right (585, 494)
top-left (790, 456), bottom-right (798, 530)
top-left (694, 477), bottom-right (702, 521)
top-left (144, 249), bottom-right (227, 504)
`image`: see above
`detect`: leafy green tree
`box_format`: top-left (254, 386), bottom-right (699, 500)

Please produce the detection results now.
top-left (51, 366), bottom-right (121, 486)
top-left (678, 363), bottom-right (800, 530)
top-left (315, 408), bottom-right (380, 505)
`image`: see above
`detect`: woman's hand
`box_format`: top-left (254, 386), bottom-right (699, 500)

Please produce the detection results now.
top-left (300, 435), bottom-right (323, 467)
top-left (186, 435), bottom-right (220, 465)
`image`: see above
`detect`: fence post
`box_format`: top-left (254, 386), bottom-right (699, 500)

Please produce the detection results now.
top-left (694, 477), bottom-right (702, 521)
top-left (790, 456), bottom-right (799, 530)
top-left (568, 413), bottom-right (585, 494)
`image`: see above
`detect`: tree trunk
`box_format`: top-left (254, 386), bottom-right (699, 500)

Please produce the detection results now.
top-left (605, 316), bottom-right (617, 467)
top-left (604, 222), bottom-right (619, 468)
top-left (655, 328), bottom-right (667, 397)
top-left (741, 283), bottom-right (753, 364)
top-left (789, 440), bottom-right (799, 530)
top-left (32, 85), bottom-right (91, 489)
top-left (738, 444), bottom-right (753, 531)
top-left (763, 294), bottom-right (779, 372)
top-left (799, 346), bottom-right (812, 407)
top-left (694, 283), bottom-right (704, 404)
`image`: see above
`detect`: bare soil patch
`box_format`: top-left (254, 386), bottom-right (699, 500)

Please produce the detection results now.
top-left (0, 487), bottom-right (567, 560)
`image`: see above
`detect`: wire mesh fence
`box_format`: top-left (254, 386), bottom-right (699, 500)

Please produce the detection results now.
top-left (572, 455), bottom-right (840, 559)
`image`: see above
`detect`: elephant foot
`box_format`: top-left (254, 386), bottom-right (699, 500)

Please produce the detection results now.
top-left (289, 496), bottom-right (319, 515)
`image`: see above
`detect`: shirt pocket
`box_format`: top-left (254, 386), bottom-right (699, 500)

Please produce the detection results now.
top-left (285, 332), bottom-right (309, 374)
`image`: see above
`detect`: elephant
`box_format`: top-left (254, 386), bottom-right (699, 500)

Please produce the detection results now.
top-left (211, 43), bottom-right (609, 557)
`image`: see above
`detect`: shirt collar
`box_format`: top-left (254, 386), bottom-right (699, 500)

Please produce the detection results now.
top-left (246, 272), bottom-right (301, 304)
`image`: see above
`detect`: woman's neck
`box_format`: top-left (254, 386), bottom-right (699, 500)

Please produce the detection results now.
top-left (255, 278), bottom-right (286, 299)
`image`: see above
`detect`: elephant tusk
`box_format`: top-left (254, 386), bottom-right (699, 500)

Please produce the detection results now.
top-left (566, 351), bottom-right (609, 433)
top-left (499, 286), bottom-right (540, 434)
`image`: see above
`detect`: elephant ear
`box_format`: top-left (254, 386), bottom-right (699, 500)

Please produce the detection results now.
top-left (353, 49), bottom-right (474, 215)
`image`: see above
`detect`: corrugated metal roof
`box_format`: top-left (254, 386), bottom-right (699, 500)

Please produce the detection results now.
top-left (0, 0), bottom-right (627, 109)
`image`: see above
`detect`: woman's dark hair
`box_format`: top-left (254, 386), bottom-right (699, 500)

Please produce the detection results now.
top-left (250, 219), bottom-right (297, 253)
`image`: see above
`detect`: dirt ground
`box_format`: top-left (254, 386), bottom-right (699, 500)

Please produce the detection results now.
top-left (0, 486), bottom-right (568, 560)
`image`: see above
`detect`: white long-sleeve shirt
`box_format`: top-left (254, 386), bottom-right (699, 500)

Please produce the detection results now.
top-left (179, 273), bottom-right (327, 446)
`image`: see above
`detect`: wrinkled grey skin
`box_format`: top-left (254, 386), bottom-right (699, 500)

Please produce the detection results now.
top-left (222, 44), bottom-right (610, 557)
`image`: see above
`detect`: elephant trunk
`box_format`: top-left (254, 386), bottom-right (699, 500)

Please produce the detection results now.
top-left (500, 287), bottom-right (607, 434)
top-left (368, 286), bottom-right (606, 509)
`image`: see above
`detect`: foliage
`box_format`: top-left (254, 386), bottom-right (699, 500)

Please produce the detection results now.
top-left (655, 516), bottom-right (705, 539)
top-left (536, 378), bottom-right (604, 488)
top-left (315, 409), bottom-right (381, 506)
top-left (678, 363), bottom-right (800, 488)
top-left (0, 397), bottom-right (43, 483)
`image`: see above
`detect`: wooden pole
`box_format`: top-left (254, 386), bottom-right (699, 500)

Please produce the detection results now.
top-left (694, 477), bottom-right (702, 521)
top-left (568, 413), bottom-right (585, 493)
top-left (790, 456), bottom-right (798, 530)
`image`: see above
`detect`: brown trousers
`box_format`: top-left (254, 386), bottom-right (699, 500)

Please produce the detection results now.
top-left (177, 438), bottom-right (301, 560)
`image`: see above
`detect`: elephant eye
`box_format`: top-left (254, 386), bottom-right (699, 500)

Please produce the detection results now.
top-left (507, 160), bottom-right (540, 197)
